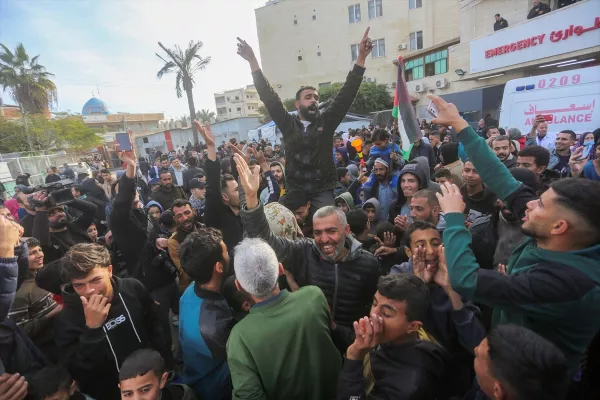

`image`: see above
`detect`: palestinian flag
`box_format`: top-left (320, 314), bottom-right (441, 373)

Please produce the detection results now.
top-left (392, 56), bottom-right (422, 160)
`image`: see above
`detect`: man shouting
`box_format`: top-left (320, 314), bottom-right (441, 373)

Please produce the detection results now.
top-left (237, 28), bottom-right (373, 214)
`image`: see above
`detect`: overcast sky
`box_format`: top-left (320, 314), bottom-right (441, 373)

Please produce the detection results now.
top-left (0, 0), bottom-right (266, 119)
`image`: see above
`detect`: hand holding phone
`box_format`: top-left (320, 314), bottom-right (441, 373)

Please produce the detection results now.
top-left (115, 132), bottom-right (132, 151)
top-left (427, 101), bottom-right (439, 118)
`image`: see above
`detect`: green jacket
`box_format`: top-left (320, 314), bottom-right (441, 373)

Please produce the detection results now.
top-left (226, 287), bottom-right (341, 399)
top-left (443, 126), bottom-right (600, 375)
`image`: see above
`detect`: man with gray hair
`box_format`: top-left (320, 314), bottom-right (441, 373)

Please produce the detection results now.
top-left (233, 153), bottom-right (380, 349)
top-left (227, 238), bottom-right (342, 399)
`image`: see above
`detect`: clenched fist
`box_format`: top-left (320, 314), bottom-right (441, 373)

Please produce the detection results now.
top-left (81, 294), bottom-right (111, 329)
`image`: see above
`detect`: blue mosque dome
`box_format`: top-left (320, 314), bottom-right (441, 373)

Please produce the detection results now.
top-left (81, 97), bottom-right (113, 116)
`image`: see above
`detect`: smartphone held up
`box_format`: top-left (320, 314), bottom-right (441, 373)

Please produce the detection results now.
top-left (115, 131), bottom-right (132, 151)
top-left (427, 101), bottom-right (439, 119)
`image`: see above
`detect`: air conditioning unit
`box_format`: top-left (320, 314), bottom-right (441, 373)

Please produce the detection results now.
top-left (397, 43), bottom-right (407, 50)
top-left (435, 78), bottom-right (449, 89)
top-left (366, 77), bottom-right (376, 83)
top-left (414, 83), bottom-right (427, 93)
top-left (391, 82), bottom-right (396, 88)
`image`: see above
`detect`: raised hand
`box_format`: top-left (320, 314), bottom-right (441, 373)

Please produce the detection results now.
top-left (0, 373), bottom-right (28, 400)
top-left (436, 182), bottom-right (466, 214)
top-left (357, 27), bottom-right (374, 65)
top-left (569, 146), bottom-right (587, 177)
top-left (433, 245), bottom-right (451, 289)
top-left (236, 37), bottom-right (256, 62)
top-left (413, 246), bottom-right (436, 284)
top-left (234, 153), bottom-right (261, 200)
top-left (394, 215), bottom-right (410, 231)
top-left (81, 294), bottom-right (111, 329)
top-left (0, 215), bottom-right (20, 257)
top-left (194, 120), bottom-right (215, 147)
top-left (427, 94), bottom-right (469, 133)
top-left (346, 314), bottom-right (383, 361)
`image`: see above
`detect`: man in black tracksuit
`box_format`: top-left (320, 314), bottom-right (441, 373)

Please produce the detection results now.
top-left (237, 29), bottom-right (373, 215)
top-left (54, 243), bottom-right (173, 400)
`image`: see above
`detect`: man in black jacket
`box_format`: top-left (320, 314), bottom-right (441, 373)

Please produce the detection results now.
top-left (236, 28), bottom-right (373, 215)
top-left (493, 14), bottom-right (508, 31)
top-left (29, 192), bottom-right (98, 264)
top-left (150, 170), bottom-right (186, 210)
top-left (527, 0), bottom-right (551, 19)
top-left (337, 274), bottom-right (450, 399)
top-left (195, 121), bottom-right (244, 257)
top-left (110, 150), bottom-right (179, 343)
top-left (54, 243), bottom-right (173, 400)
top-left (235, 153), bottom-right (380, 348)
top-left (182, 156), bottom-right (204, 195)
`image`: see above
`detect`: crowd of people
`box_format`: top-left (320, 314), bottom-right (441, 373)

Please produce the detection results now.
top-left (0, 28), bottom-right (599, 400)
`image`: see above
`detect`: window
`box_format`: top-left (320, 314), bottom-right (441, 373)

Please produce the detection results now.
top-left (294, 19), bottom-right (297, 25)
top-left (425, 49), bottom-right (448, 76)
top-left (348, 4), bottom-right (361, 23)
top-left (215, 96), bottom-right (225, 104)
top-left (228, 108), bottom-right (231, 112)
top-left (351, 44), bottom-right (359, 61)
top-left (372, 39), bottom-right (385, 57)
top-left (143, 137), bottom-right (149, 144)
top-left (409, 31), bottom-right (423, 50)
top-left (217, 107), bottom-right (227, 115)
top-left (237, 107), bottom-right (241, 111)
top-left (409, 0), bottom-right (422, 9)
top-left (226, 97), bottom-right (230, 101)
top-left (317, 51), bottom-right (321, 56)
top-left (404, 58), bottom-right (424, 81)
top-left (235, 96), bottom-right (239, 100)
top-left (319, 82), bottom-right (331, 88)
top-left (298, 55), bottom-right (303, 61)
top-left (312, 15), bottom-right (316, 20)
top-left (368, 0), bottom-right (383, 19)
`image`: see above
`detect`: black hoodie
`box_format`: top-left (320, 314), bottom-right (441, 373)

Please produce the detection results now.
top-left (54, 276), bottom-right (172, 400)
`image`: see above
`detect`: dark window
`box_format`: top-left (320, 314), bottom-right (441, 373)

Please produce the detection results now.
top-left (298, 55), bottom-right (303, 61)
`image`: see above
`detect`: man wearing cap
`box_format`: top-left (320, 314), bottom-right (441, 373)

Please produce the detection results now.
top-left (28, 190), bottom-right (98, 264)
top-left (188, 178), bottom-right (206, 220)
top-left (362, 158), bottom-right (399, 222)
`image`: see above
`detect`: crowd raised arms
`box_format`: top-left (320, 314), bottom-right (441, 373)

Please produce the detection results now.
top-left (2, 23), bottom-right (600, 400)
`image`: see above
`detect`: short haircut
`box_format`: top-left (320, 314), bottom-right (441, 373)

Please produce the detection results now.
top-left (487, 324), bottom-right (569, 400)
top-left (119, 349), bottom-right (165, 382)
top-left (558, 129), bottom-right (576, 141)
top-left (187, 156), bottom-right (198, 166)
top-left (180, 228), bottom-right (224, 284)
top-left (371, 128), bottom-right (390, 142)
top-left (26, 237), bottom-right (41, 249)
top-left (403, 220), bottom-right (439, 247)
top-left (551, 178), bottom-right (600, 244)
top-left (491, 135), bottom-right (511, 146)
top-left (433, 168), bottom-right (452, 180)
top-left (518, 145), bottom-right (550, 167)
top-left (495, 13), bottom-right (500, 17)
top-left (193, 172), bottom-right (205, 180)
top-left (314, 205), bottom-right (347, 226)
top-left (337, 167), bottom-right (348, 180)
top-left (220, 173), bottom-right (236, 193)
top-left (377, 274), bottom-right (430, 322)
top-left (72, 185), bottom-right (82, 193)
top-left (27, 366), bottom-right (73, 400)
top-left (295, 85), bottom-right (317, 101)
top-left (347, 209), bottom-right (369, 236)
top-left (159, 169), bottom-right (172, 177)
top-left (270, 161), bottom-right (283, 170)
top-left (100, 169), bottom-right (110, 175)
top-left (411, 189), bottom-right (439, 208)
top-left (63, 243), bottom-right (111, 280)
top-left (171, 199), bottom-right (192, 211)
top-left (440, 142), bottom-right (459, 164)
top-left (375, 221), bottom-right (395, 243)
top-left (234, 238), bottom-right (279, 299)
top-left (222, 275), bottom-right (251, 312)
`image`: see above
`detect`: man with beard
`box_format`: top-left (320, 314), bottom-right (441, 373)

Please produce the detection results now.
top-left (235, 153), bottom-right (380, 350)
top-left (188, 178), bottom-right (206, 220)
top-left (150, 169), bottom-right (186, 210)
top-left (428, 93), bottom-right (600, 377)
top-left (237, 29), bottom-right (373, 216)
top-left (548, 130), bottom-right (576, 178)
top-left (363, 159), bottom-right (399, 222)
top-left (178, 228), bottom-right (234, 399)
top-left (270, 161), bottom-right (286, 197)
top-left (517, 145), bottom-right (560, 194)
top-left (459, 160), bottom-right (497, 215)
top-left (279, 191), bottom-right (313, 238)
top-left (29, 190), bottom-right (98, 264)
top-left (491, 136), bottom-right (517, 169)
top-left (168, 199), bottom-right (204, 292)
top-left (195, 121), bottom-right (244, 255)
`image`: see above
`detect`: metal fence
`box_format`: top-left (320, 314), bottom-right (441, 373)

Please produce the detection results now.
top-left (0, 152), bottom-right (81, 192)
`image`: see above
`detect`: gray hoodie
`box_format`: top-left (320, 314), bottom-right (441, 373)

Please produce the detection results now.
top-left (363, 197), bottom-right (381, 235)
top-left (410, 156), bottom-right (441, 193)
top-left (335, 192), bottom-right (356, 211)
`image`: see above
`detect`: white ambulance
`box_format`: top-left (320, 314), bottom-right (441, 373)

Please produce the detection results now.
top-left (499, 65), bottom-right (600, 136)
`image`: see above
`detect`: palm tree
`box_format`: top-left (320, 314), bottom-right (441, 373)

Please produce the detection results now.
top-left (0, 43), bottom-right (58, 151)
top-left (156, 40), bottom-right (211, 144)
top-left (196, 108), bottom-right (215, 123)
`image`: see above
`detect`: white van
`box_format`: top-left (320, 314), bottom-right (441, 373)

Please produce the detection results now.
top-left (499, 66), bottom-right (600, 137)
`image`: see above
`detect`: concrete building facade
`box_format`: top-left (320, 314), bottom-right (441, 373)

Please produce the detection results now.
top-left (214, 85), bottom-right (263, 121)
top-left (255, 0), bottom-right (599, 125)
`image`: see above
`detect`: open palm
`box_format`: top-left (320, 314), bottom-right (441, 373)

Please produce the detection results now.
top-left (234, 154), bottom-right (261, 195)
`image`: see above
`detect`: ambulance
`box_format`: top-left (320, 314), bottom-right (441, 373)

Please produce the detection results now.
top-left (499, 65), bottom-right (600, 137)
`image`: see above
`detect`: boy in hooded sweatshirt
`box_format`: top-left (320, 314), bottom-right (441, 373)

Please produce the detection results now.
top-left (334, 192), bottom-right (356, 214)
top-left (54, 243), bottom-right (173, 400)
top-left (362, 198), bottom-right (381, 236)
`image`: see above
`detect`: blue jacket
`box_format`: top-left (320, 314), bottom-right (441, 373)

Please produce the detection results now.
top-left (547, 148), bottom-right (571, 177)
top-left (367, 142), bottom-right (401, 169)
top-left (180, 283), bottom-right (235, 399)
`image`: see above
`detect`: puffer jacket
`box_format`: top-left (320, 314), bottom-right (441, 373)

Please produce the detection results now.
top-left (241, 202), bottom-right (380, 329)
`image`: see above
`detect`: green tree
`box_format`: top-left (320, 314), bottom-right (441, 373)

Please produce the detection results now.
top-left (0, 43), bottom-right (58, 151)
top-left (318, 81), bottom-right (392, 114)
top-left (196, 108), bottom-right (215, 122)
top-left (51, 116), bottom-right (103, 151)
top-left (0, 117), bottom-right (28, 153)
top-left (257, 98), bottom-right (296, 124)
top-left (156, 40), bottom-right (211, 144)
